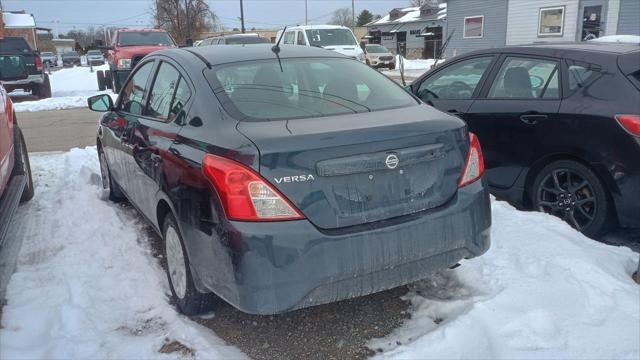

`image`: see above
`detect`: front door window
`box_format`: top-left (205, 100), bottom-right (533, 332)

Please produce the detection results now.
top-left (416, 56), bottom-right (493, 101)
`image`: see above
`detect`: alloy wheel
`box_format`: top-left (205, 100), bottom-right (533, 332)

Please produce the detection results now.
top-left (99, 152), bottom-right (110, 193)
top-left (536, 168), bottom-right (597, 231)
top-left (166, 226), bottom-right (187, 299)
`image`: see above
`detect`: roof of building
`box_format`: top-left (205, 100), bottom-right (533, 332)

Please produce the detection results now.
top-left (3, 12), bottom-right (36, 28)
top-left (368, 3), bottom-right (446, 27)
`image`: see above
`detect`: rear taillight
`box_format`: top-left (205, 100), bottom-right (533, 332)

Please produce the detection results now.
top-left (202, 154), bottom-right (305, 221)
top-left (458, 132), bottom-right (485, 188)
top-left (616, 114), bottom-right (640, 136)
top-left (35, 55), bottom-right (43, 71)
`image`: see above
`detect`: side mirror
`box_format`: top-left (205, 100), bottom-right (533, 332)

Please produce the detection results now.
top-left (88, 94), bottom-right (114, 112)
top-left (0, 55), bottom-right (29, 82)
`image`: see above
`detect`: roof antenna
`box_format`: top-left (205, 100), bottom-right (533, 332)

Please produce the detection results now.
top-left (272, 26), bottom-right (287, 72)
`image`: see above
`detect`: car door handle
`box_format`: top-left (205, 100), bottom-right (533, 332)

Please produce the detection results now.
top-left (520, 114), bottom-right (547, 125)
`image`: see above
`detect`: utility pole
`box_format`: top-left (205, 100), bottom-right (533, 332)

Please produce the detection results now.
top-left (351, 0), bottom-right (355, 29)
top-left (305, 0), bottom-right (308, 25)
top-left (239, 0), bottom-right (245, 33)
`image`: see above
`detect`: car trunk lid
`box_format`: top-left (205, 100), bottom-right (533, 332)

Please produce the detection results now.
top-left (237, 106), bottom-right (468, 229)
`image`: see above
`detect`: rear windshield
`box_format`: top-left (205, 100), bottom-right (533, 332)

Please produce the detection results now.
top-left (366, 45), bottom-right (389, 53)
top-left (0, 38), bottom-right (31, 53)
top-left (63, 52), bottom-right (79, 57)
top-left (118, 32), bottom-right (175, 46)
top-left (225, 36), bottom-right (270, 45)
top-left (305, 29), bottom-right (357, 47)
top-left (206, 57), bottom-right (416, 121)
top-left (41, 52), bottom-right (54, 56)
top-left (87, 50), bottom-right (102, 55)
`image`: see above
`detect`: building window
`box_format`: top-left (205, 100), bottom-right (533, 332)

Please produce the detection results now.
top-left (463, 16), bottom-right (484, 38)
top-left (538, 6), bottom-right (565, 36)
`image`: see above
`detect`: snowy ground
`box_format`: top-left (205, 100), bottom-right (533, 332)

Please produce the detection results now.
top-left (381, 55), bottom-right (438, 79)
top-left (1, 148), bottom-right (638, 359)
top-left (0, 148), bottom-right (244, 359)
top-left (11, 65), bottom-right (116, 113)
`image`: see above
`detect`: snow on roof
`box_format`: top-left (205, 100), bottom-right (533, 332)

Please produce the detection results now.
top-left (369, 3), bottom-right (446, 26)
top-left (589, 35), bottom-right (640, 44)
top-left (3, 12), bottom-right (36, 28)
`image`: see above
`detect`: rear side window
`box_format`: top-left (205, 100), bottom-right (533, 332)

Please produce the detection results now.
top-left (207, 58), bottom-right (416, 121)
top-left (566, 60), bottom-right (603, 92)
top-left (120, 61), bottom-right (154, 115)
top-left (283, 32), bottom-right (296, 45)
top-left (146, 62), bottom-right (181, 121)
top-left (488, 56), bottom-right (560, 99)
top-left (296, 32), bottom-right (306, 45)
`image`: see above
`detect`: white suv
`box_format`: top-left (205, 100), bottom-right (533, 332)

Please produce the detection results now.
top-left (276, 25), bottom-right (366, 63)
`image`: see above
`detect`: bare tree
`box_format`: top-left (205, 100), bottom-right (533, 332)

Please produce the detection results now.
top-left (329, 7), bottom-right (353, 27)
top-left (153, 0), bottom-right (220, 43)
top-left (409, 0), bottom-right (440, 6)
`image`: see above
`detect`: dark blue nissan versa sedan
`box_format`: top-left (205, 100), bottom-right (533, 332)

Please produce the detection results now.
top-left (89, 44), bottom-right (491, 315)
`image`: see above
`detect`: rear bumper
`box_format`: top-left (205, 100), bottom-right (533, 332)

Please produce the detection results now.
top-left (613, 171), bottom-right (640, 228)
top-left (3, 74), bottom-right (44, 87)
top-left (185, 179), bottom-right (491, 314)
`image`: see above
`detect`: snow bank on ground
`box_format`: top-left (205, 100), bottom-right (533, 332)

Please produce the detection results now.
top-left (382, 56), bottom-right (438, 79)
top-left (0, 148), bottom-right (245, 359)
top-left (13, 65), bottom-right (116, 113)
top-left (590, 35), bottom-right (640, 44)
top-left (371, 200), bottom-right (640, 359)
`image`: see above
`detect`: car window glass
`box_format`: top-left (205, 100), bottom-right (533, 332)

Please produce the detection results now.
top-left (417, 57), bottom-right (492, 100)
top-left (283, 32), bottom-right (296, 45)
top-left (208, 58), bottom-right (415, 121)
top-left (296, 31), bottom-right (306, 45)
top-left (488, 57), bottom-right (560, 99)
top-left (146, 62), bottom-right (180, 121)
top-left (567, 61), bottom-right (602, 91)
top-left (120, 61), bottom-right (154, 115)
top-left (168, 78), bottom-right (192, 123)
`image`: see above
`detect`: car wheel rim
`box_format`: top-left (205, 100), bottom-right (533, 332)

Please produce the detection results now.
top-left (166, 225), bottom-right (187, 299)
top-left (99, 153), bottom-right (110, 192)
top-left (537, 168), bottom-right (597, 231)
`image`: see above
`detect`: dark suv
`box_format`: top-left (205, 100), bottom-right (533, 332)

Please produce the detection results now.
top-left (408, 42), bottom-right (640, 237)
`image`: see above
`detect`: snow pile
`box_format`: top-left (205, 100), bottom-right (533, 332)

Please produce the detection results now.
top-left (590, 35), bottom-right (640, 44)
top-left (0, 148), bottom-right (245, 359)
top-left (13, 64), bottom-right (116, 113)
top-left (382, 56), bottom-right (437, 79)
top-left (371, 200), bottom-right (640, 359)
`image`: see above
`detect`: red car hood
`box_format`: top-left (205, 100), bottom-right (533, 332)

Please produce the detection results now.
top-left (115, 44), bottom-right (176, 57)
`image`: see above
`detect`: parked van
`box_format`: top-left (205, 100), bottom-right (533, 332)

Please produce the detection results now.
top-left (276, 25), bottom-right (366, 63)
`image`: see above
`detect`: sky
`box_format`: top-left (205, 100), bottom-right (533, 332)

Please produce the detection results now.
top-left (3, 0), bottom-right (411, 35)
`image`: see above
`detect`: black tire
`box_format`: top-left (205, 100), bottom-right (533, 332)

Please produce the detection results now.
top-left (112, 71), bottom-right (121, 93)
top-left (532, 160), bottom-right (613, 238)
top-left (98, 149), bottom-right (125, 202)
top-left (389, 64), bottom-right (396, 70)
top-left (104, 71), bottom-right (113, 90)
top-left (97, 71), bottom-right (106, 91)
top-left (37, 74), bottom-right (52, 99)
top-left (162, 213), bottom-right (215, 315)
top-left (12, 126), bottom-right (34, 203)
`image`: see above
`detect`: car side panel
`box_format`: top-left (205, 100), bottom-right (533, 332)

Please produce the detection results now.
top-left (0, 88), bottom-right (12, 199)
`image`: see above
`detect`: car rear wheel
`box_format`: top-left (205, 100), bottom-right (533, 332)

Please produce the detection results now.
top-left (162, 213), bottom-right (215, 315)
top-left (12, 126), bottom-right (34, 203)
top-left (532, 160), bottom-right (612, 238)
top-left (98, 150), bottom-right (124, 201)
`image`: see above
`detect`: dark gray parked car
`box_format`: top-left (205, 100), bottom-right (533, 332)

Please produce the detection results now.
top-left (88, 44), bottom-right (491, 315)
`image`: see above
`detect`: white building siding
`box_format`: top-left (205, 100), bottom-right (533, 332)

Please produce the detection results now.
top-left (506, 0), bottom-right (580, 45)
top-left (617, 0), bottom-right (640, 35)
top-left (605, 0), bottom-right (621, 35)
top-left (445, 0), bottom-right (508, 58)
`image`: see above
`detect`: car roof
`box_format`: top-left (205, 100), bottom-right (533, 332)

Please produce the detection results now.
top-left (287, 25), bottom-right (350, 30)
top-left (464, 42), bottom-right (639, 58)
top-left (117, 28), bottom-right (167, 33)
top-left (160, 44), bottom-right (347, 67)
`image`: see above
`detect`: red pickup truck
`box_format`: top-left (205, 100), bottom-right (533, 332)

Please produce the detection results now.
top-left (97, 29), bottom-right (176, 93)
top-left (0, 55), bottom-right (34, 244)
